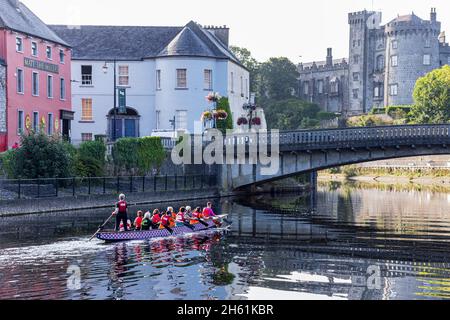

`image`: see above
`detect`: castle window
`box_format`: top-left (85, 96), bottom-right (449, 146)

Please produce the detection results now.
top-left (374, 87), bottom-right (380, 98)
top-left (330, 79), bottom-right (339, 94)
top-left (424, 39), bottom-right (431, 48)
top-left (374, 84), bottom-right (383, 98)
top-left (317, 80), bottom-right (324, 94)
top-left (389, 84), bottom-right (398, 96)
top-left (391, 55), bottom-right (398, 67)
top-left (353, 72), bottom-right (360, 81)
top-left (392, 40), bottom-right (398, 49)
top-left (352, 89), bottom-right (359, 99)
top-left (353, 55), bottom-right (360, 64)
top-left (376, 55), bottom-right (385, 71)
top-left (423, 54), bottom-right (431, 66)
top-left (303, 82), bottom-right (309, 95)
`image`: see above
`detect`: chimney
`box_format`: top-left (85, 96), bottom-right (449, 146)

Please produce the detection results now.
top-left (430, 8), bottom-right (437, 23)
top-left (326, 48), bottom-right (333, 66)
top-left (204, 25), bottom-right (230, 47)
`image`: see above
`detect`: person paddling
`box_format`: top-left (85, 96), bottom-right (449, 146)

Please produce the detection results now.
top-left (159, 211), bottom-right (174, 230)
top-left (134, 211), bottom-right (144, 230)
top-left (176, 207), bottom-right (187, 227)
top-left (141, 212), bottom-right (152, 231)
top-left (151, 209), bottom-right (162, 229)
top-left (113, 194), bottom-right (129, 232)
top-left (190, 207), bottom-right (203, 225)
top-left (202, 202), bottom-right (216, 219)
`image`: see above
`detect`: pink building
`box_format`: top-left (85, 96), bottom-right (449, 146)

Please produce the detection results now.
top-left (0, 0), bottom-right (73, 151)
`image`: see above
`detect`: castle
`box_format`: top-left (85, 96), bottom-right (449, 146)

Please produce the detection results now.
top-left (298, 8), bottom-right (450, 116)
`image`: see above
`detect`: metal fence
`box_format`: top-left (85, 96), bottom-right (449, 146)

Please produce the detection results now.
top-left (0, 174), bottom-right (217, 201)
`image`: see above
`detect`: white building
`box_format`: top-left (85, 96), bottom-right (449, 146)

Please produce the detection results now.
top-left (50, 21), bottom-right (252, 143)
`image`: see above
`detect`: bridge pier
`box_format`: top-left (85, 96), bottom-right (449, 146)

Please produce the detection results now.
top-left (309, 171), bottom-right (318, 211)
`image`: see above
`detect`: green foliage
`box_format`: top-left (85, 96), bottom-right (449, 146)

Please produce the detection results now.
top-left (7, 132), bottom-right (72, 179)
top-left (369, 107), bottom-right (386, 115)
top-left (347, 114), bottom-right (393, 127)
top-left (386, 105), bottom-right (412, 119)
top-left (230, 46), bottom-right (260, 93)
top-left (259, 57), bottom-right (299, 101)
top-left (0, 150), bottom-right (16, 178)
top-left (216, 97), bottom-right (233, 132)
top-left (410, 65), bottom-right (450, 124)
top-left (113, 137), bottom-right (166, 175)
top-left (264, 98), bottom-right (324, 129)
top-left (75, 141), bottom-right (106, 177)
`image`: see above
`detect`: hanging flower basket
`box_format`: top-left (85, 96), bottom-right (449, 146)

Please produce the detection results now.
top-left (206, 92), bottom-right (222, 103)
top-left (237, 117), bottom-right (248, 126)
top-left (201, 111), bottom-right (213, 121)
top-left (251, 117), bottom-right (262, 126)
top-left (214, 110), bottom-right (228, 120)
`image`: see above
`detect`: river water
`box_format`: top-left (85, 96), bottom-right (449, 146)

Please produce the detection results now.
top-left (1, 183), bottom-right (450, 300)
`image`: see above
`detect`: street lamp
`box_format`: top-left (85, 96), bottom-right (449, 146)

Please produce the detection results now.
top-left (102, 60), bottom-right (117, 141)
top-left (242, 97), bottom-right (258, 130)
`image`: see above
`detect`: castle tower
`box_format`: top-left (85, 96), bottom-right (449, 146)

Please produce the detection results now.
top-left (384, 8), bottom-right (441, 106)
top-left (347, 10), bottom-right (379, 115)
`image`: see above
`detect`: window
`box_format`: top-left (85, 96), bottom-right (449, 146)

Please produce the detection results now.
top-left (32, 72), bottom-right (39, 96)
top-left (59, 49), bottom-right (65, 63)
top-left (81, 65), bottom-right (93, 85)
top-left (175, 110), bottom-right (188, 130)
top-left (155, 110), bottom-right (161, 130)
top-left (230, 72), bottom-right (234, 93)
top-left (353, 72), bottom-right (360, 81)
top-left (353, 89), bottom-right (359, 99)
top-left (81, 98), bottom-right (93, 121)
top-left (376, 55), bottom-right (385, 71)
top-left (448, 57), bottom-right (450, 65)
top-left (391, 55), bottom-right (398, 67)
top-left (16, 37), bottom-right (23, 52)
top-left (303, 82), bottom-right (309, 95)
top-left (240, 76), bottom-right (244, 96)
top-left (33, 112), bottom-right (39, 132)
top-left (46, 46), bottom-right (52, 60)
top-left (81, 133), bottom-right (93, 142)
top-left (48, 113), bottom-right (54, 135)
top-left (156, 70), bottom-right (161, 90)
top-left (374, 86), bottom-right (380, 98)
top-left (317, 80), bottom-right (324, 94)
top-left (330, 80), bottom-right (339, 94)
top-left (204, 69), bottom-right (212, 90)
top-left (392, 40), bottom-right (398, 49)
top-left (423, 54), bottom-right (431, 66)
top-left (425, 39), bottom-right (431, 48)
top-left (60, 78), bottom-right (66, 100)
top-left (389, 84), bottom-right (398, 96)
top-left (31, 42), bottom-right (38, 56)
top-left (353, 40), bottom-right (357, 48)
top-left (47, 75), bottom-right (53, 98)
top-left (118, 65), bottom-right (129, 86)
top-left (18, 110), bottom-right (24, 134)
top-left (17, 69), bottom-right (24, 93)
top-left (176, 69), bottom-right (187, 88)
top-left (353, 55), bottom-right (359, 64)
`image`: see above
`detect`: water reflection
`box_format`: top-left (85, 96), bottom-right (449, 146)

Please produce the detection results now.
top-left (0, 184), bottom-right (450, 300)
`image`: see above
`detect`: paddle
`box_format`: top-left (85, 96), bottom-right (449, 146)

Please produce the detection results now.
top-left (89, 213), bottom-right (115, 241)
top-left (161, 223), bottom-right (174, 234)
top-left (183, 222), bottom-right (196, 230)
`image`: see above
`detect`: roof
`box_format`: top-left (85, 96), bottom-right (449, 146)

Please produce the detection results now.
top-left (0, 0), bottom-right (69, 46)
top-left (389, 13), bottom-right (423, 24)
top-left (50, 21), bottom-right (243, 66)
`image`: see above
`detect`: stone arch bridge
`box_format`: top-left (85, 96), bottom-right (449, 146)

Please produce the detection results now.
top-left (217, 124), bottom-right (450, 191)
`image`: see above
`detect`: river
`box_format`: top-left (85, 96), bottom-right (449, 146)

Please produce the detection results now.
top-left (1, 183), bottom-right (450, 300)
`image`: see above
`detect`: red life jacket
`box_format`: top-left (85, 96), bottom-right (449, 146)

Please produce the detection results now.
top-left (117, 200), bottom-right (127, 214)
top-left (152, 214), bottom-right (161, 224)
top-left (176, 212), bottom-right (185, 223)
top-left (192, 211), bottom-right (202, 219)
top-left (161, 215), bottom-right (171, 226)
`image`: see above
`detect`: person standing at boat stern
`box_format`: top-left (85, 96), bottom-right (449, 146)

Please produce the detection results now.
top-left (113, 194), bottom-right (129, 232)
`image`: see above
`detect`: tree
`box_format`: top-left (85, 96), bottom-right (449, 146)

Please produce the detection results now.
top-left (409, 65), bottom-right (450, 124)
top-left (8, 132), bottom-right (72, 179)
top-left (230, 46), bottom-right (260, 94)
top-left (264, 98), bottom-right (323, 130)
top-left (75, 141), bottom-right (107, 177)
top-left (259, 57), bottom-right (299, 101)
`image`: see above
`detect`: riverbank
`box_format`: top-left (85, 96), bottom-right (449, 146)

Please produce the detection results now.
top-left (0, 188), bottom-right (220, 217)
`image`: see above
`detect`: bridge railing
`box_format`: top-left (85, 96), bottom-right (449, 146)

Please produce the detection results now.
top-left (221, 124), bottom-right (450, 151)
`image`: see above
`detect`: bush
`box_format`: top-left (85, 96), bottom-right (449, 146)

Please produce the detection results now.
top-left (75, 141), bottom-right (106, 177)
top-left (0, 150), bottom-right (16, 178)
top-left (216, 97), bottom-right (234, 132)
top-left (7, 133), bottom-right (73, 179)
top-left (113, 137), bottom-right (166, 175)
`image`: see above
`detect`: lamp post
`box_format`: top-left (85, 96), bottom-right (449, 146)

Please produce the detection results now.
top-left (242, 93), bottom-right (257, 130)
top-left (102, 60), bottom-right (117, 141)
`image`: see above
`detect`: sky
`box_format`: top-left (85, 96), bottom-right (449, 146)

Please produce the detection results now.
top-left (21, 0), bottom-right (450, 64)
